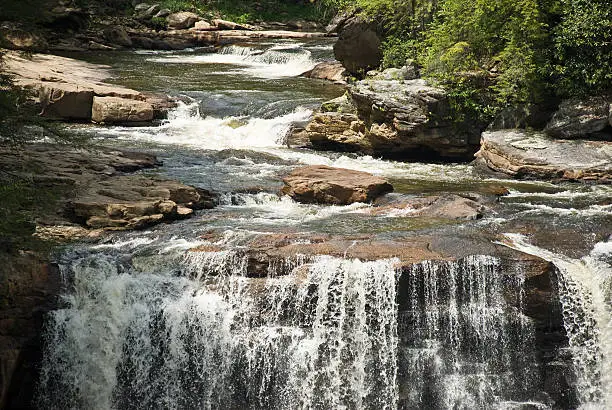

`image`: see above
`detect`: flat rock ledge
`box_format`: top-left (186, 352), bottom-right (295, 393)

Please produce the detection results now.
top-left (3, 51), bottom-right (176, 123)
top-left (476, 130), bottom-right (612, 182)
top-left (0, 143), bottom-right (216, 235)
top-left (281, 165), bottom-right (393, 205)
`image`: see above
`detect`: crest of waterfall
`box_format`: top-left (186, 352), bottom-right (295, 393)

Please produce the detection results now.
top-left (502, 234), bottom-right (612, 409)
top-left (36, 243), bottom-right (399, 409)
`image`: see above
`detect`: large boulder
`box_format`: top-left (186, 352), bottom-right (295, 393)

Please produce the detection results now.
top-left (167, 12), bottom-right (199, 30)
top-left (305, 79), bottom-right (482, 160)
top-left (333, 16), bottom-right (382, 75)
top-left (91, 96), bottom-right (154, 124)
top-left (475, 130), bottom-right (612, 182)
top-left (545, 96), bottom-right (611, 139)
top-left (0, 23), bottom-right (48, 52)
top-left (212, 19), bottom-right (254, 30)
top-left (281, 165), bottom-right (393, 205)
top-left (39, 83), bottom-right (94, 120)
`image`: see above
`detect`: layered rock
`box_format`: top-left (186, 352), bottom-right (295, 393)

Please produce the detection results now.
top-left (305, 79), bottom-right (482, 160)
top-left (545, 95), bottom-right (611, 139)
top-left (281, 165), bottom-right (393, 205)
top-left (476, 130), bottom-right (612, 182)
top-left (167, 12), bottom-right (200, 30)
top-left (333, 16), bottom-right (382, 75)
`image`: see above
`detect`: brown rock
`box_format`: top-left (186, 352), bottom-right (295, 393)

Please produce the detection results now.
top-left (281, 165), bottom-right (393, 205)
top-left (333, 16), bottom-right (382, 75)
top-left (212, 19), bottom-right (254, 30)
top-left (103, 26), bottom-right (133, 48)
top-left (39, 83), bottom-right (94, 120)
top-left (301, 61), bottom-right (346, 83)
top-left (91, 96), bottom-right (154, 124)
top-left (192, 20), bottom-right (216, 31)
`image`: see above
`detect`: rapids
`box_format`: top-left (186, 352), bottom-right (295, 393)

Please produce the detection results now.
top-left (38, 39), bottom-right (611, 409)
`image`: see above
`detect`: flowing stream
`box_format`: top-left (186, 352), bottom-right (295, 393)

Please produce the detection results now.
top-left (37, 40), bottom-right (611, 409)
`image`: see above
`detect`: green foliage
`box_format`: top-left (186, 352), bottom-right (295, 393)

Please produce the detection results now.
top-left (157, 0), bottom-right (342, 23)
top-left (553, 0), bottom-right (612, 96)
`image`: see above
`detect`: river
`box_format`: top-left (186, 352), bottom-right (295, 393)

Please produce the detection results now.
top-left (36, 39), bottom-right (611, 409)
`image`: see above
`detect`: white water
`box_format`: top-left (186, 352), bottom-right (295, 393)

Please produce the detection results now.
top-left (502, 234), bottom-right (612, 409)
top-left (148, 44), bottom-right (317, 78)
top-left (38, 247), bottom-right (399, 409)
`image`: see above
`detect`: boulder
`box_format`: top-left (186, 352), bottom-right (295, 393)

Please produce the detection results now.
top-left (167, 12), bottom-right (199, 30)
top-left (192, 20), bottom-right (215, 31)
top-left (475, 130), bottom-right (612, 182)
top-left (367, 65), bottom-right (419, 81)
top-left (39, 83), bottom-right (94, 120)
top-left (91, 96), bottom-right (154, 124)
top-left (333, 16), bottom-right (382, 75)
top-left (301, 61), bottom-right (346, 83)
top-left (320, 93), bottom-right (357, 114)
top-left (137, 4), bottom-right (161, 19)
top-left (154, 8), bottom-right (171, 18)
top-left (305, 79), bottom-right (482, 160)
top-left (545, 96), bottom-right (611, 139)
top-left (281, 165), bottom-right (393, 205)
top-left (325, 10), bottom-right (355, 34)
top-left (370, 194), bottom-right (486, 220)
top-left (0, 23), bottom-right (48, 52)
top-left (212, 19), bottom-right (254, 31)
top-left (287, 20), bottom-right (319, 31)
top-left (103, 26), bottom-right (132, 48)
top-left (134, 3), bottom-right (153, 12)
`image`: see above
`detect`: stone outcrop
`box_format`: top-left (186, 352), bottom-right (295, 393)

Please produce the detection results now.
top-left (281, 165), bottom-right (393, 205)
top-left (91, 96), bottom-right (154, 124)
top-left (305, 79), bottom-right (482, 160)
top-left (476, 130), bottom-right (612, 182)
top-left (333, 16), bottom-right (382, 75)
top-left (3, 51), bottom-right (177, 123)
top-left (102, 26), bottom-right (133, 48)
top-left (545, 95), bottom-right (611, 139)
top-left (212, 19), bottom-right (254, 31)
top-left (0, 22), bottom-right (48, 52)
top-left (301, 61), bottom-right (346, 84)
top-left (167, 12), bottom-right (200, 30)
top-left (370, 194), bottom-right (487, 220)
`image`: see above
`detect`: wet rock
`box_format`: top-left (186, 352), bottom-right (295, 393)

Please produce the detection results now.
top-left (545, 96), bottom-right (611, 139)
top-left (370, 194), bottom-right (486, 220)
top-left (91, 96), bottom-right (154, 124)
top-left (281, 165), bottom-right (393, 205)
top-left (39, 83), bottom-right (94, 120)
top-left (301, 61), bottom-right (346, 83)
top-left (103, 26), bottom-right (132, 48)
top-left (475, 130), bottom-right (612, 182)
top-left (333, 16), bottom-right (382, 75)
top-left (167, 12), bottom-right (200, 30)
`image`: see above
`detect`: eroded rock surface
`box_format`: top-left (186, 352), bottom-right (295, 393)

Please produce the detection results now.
top-left (301, 61), bottom-right (346, 84)
top-left (281, 165), bottom-right (393, 205)
top-left (476, 130), bottom-right (612, 182)
top-left (92, 96), bottom-right (154, 123)
top-left (545, 96), bottom-right (611, 139)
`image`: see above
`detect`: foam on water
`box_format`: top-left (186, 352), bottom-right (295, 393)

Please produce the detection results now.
top-left (148, 44), bottom-right (317, 78)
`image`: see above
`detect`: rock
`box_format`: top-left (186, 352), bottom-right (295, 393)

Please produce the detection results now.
top-left (305, 79), bottom-right (482, 160)
top-left (192, 20), bottom-right (215, 31)
top-left (154, 8), bottom-right (171, 18)
top-left (91, 96), bottom-right (154, 124)
top-left (138, 4), bottom-right (161, 19)
top-left (325, 10), bottom-right (355, 34)
top-left (167, 12), bottom-right (200, 30)
top-left (88, 41), bottom-right (116, 50)
top-left (545, 96), bottom-right (611, 139)
top-left (46, 6), bottom-right (89, 32)
top-left (475, 130), bottom-right (612, 182)
top-left (488, 103), bottom-right (557, 131)
top-left (281, 165), bottom-right (393, 205)
top-left (321, 93), bottom-right (357, 114)
top-left (0, 23), bottom-right (48, 52)
top-left (367, 66), bottom-right (418, 81)
top-left (333, 16), bottom-right (382, 75)
top-left (39, 83), bottom-right (94, 120)
top-left (103, 26), bottom-right (133, 47)
top-left (371, 194), bottom-right (486, 220)
top-left (212, 19), bottom-right (254, 31)
top-left (287, 20), bottom-right (319, 31)
top-left (301, 61), bottom-right (346, 83)
top-left (134, 3), bottom-right (153, 12)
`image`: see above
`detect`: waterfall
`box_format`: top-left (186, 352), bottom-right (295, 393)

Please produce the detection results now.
top-left (37, 243), bottom-right (399, 409)
top-left (502, 234), bottom-right (612, 409)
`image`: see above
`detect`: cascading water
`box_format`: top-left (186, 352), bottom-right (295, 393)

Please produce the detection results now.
top-left (502, 234), bottom-right (612, 409)
top-left (37, 238), bottom-right (399, 409)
